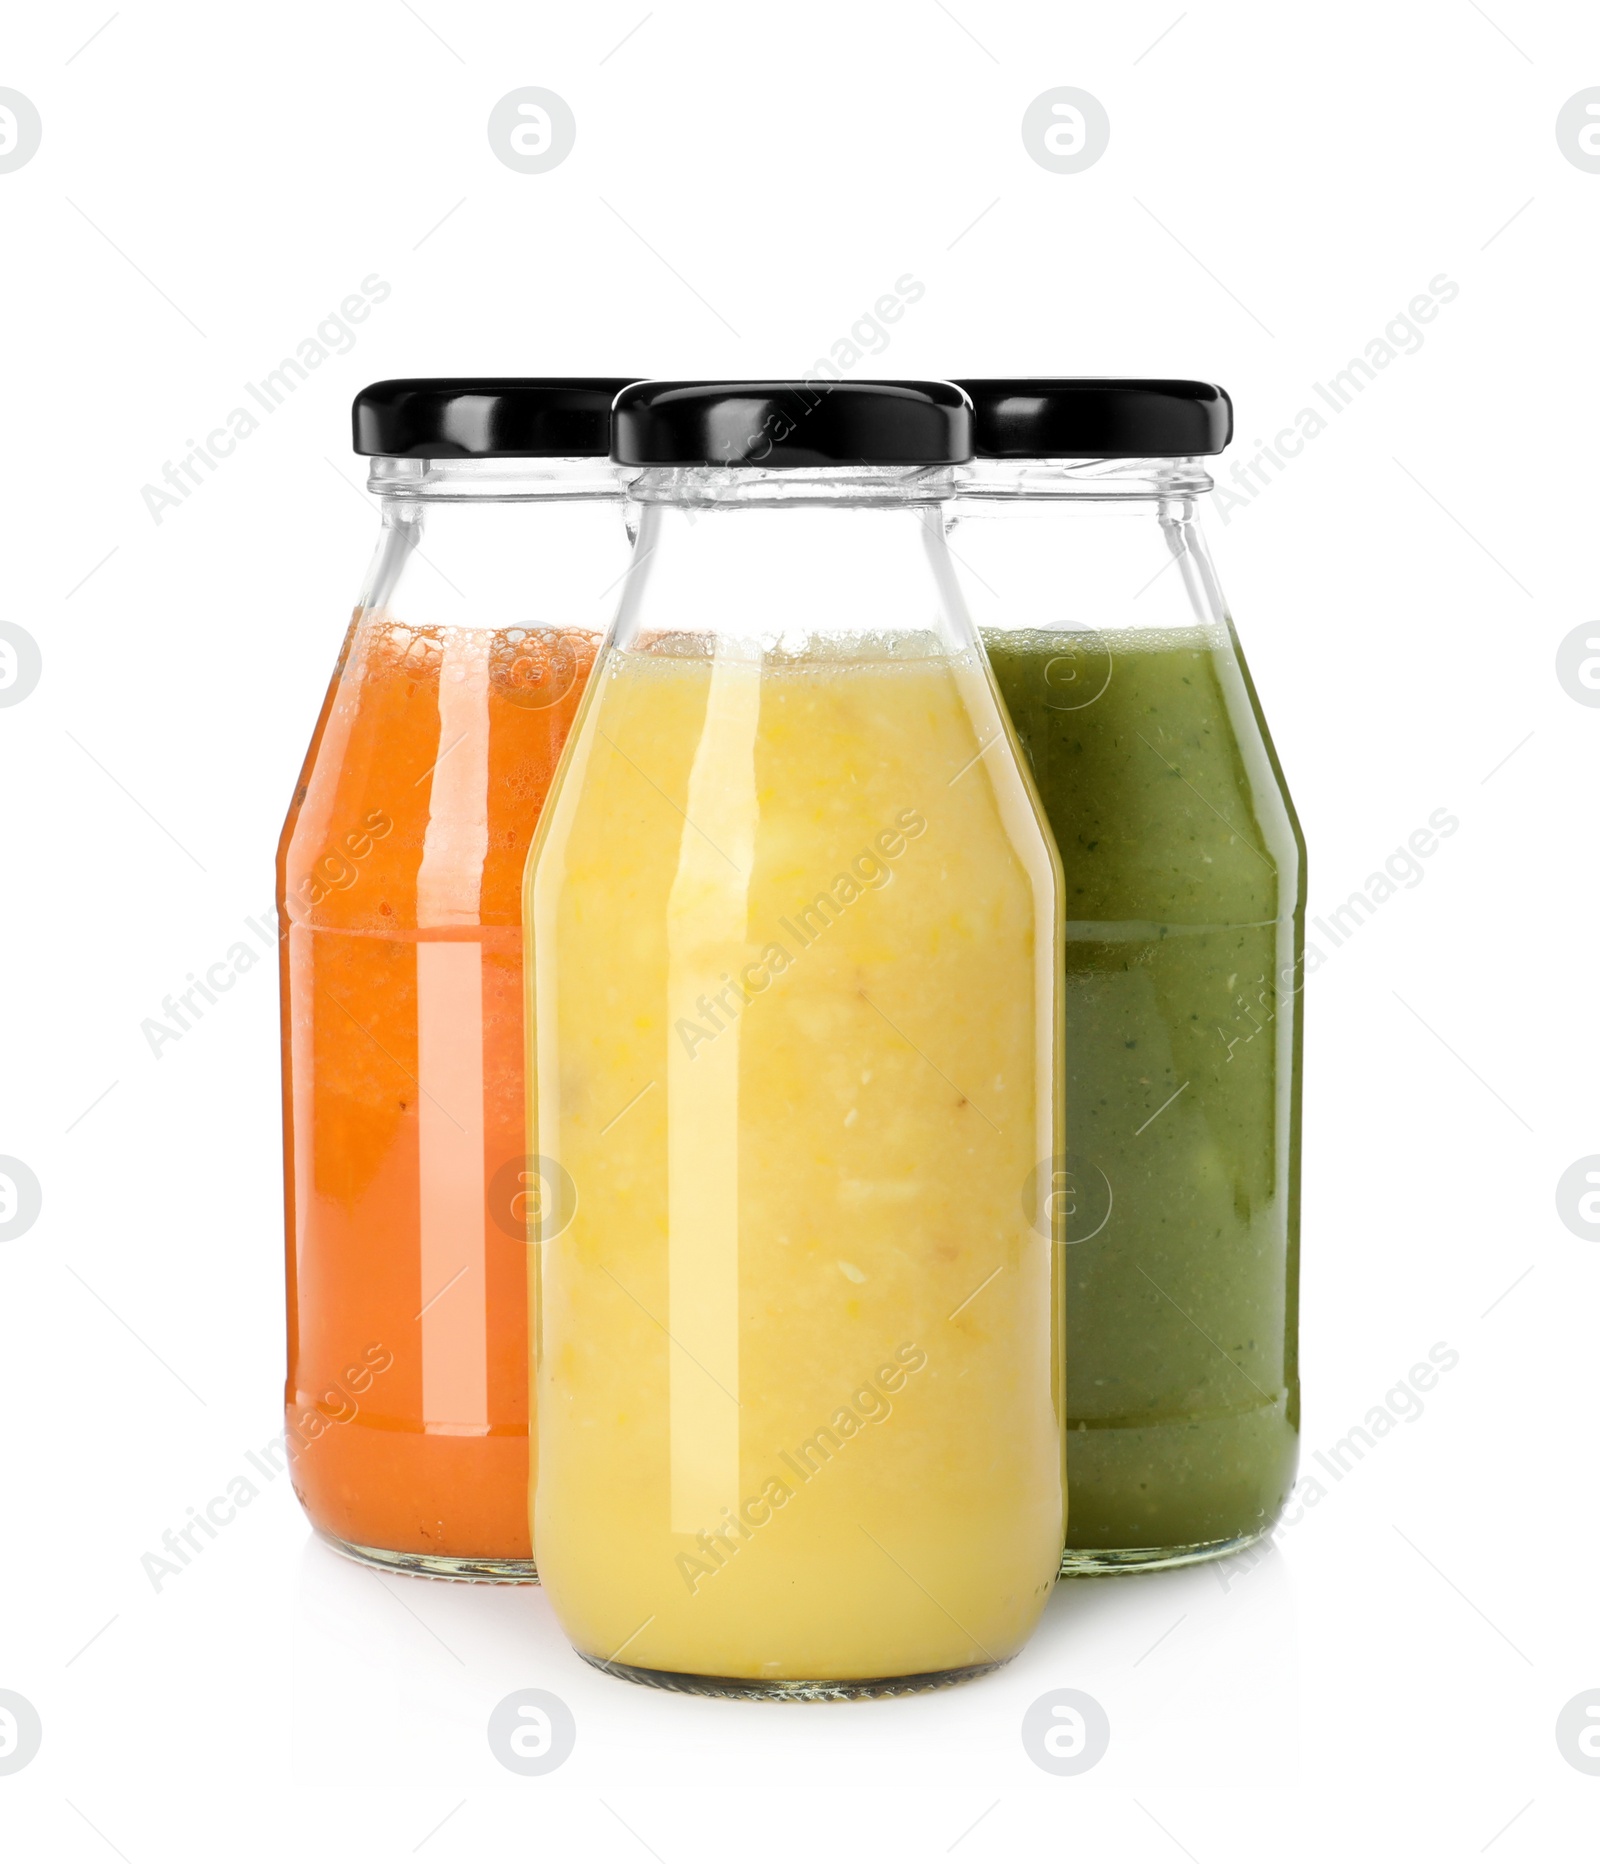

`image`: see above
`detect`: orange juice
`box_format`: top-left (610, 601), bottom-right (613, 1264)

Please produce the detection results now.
top-left (280, 612), bottom-right (595, 1575)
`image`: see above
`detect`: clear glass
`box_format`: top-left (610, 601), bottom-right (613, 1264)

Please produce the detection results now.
top-left (525, 464), bottom-right (1065, 1695)
top-left (278, 455), bottom-right (630, 1582)
top-left (949, 457), bottom-right (1303, 1574)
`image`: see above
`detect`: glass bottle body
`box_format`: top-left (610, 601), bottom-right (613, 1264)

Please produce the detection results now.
top-left (950, 458), bottom-right (1303, 1572)
top-left (527, 467), bottom-right (1064, 1691)
top-left (278, 457), bottom-right (627, 1580)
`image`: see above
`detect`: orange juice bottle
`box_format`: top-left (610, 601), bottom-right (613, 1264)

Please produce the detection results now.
top-left (279, 379), bottom-right (637, 1579)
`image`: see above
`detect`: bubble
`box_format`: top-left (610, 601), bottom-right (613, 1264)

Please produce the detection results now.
top-left (490, 627), bottom-right (594, 711)
top-left (1039, 629), bottom-right (1113, 711)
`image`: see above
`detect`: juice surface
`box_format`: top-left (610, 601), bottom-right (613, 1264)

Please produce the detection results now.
top-left (984, 624), bottom-right (1302, 1554)
top-left (279, 612), bottom-right (596, 1563)
top-left (528, 638), bottom-right (1063, 1682)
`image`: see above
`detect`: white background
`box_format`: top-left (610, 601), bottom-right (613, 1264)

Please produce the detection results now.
top-left (1, 1), bottom-right (1596, 1856)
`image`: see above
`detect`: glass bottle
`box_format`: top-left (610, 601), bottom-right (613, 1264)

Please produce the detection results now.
top-left (279, 378), bottom-right (639, 1580)
top-left (526, 380), bottom-right (1064, 1693)
top-left (950, 378), bottom-right (1303, 1573)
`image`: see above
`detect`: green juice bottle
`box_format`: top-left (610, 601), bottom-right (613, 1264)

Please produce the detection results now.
top-left (951, 380), bottom-right (1304, 1573)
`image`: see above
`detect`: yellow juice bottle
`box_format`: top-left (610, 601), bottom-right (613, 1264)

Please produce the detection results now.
top-left (525, 382), bottom-right (1064, 1697)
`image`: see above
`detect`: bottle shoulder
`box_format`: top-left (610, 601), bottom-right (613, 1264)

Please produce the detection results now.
top-left (280, 610), bottom-right (597, 930)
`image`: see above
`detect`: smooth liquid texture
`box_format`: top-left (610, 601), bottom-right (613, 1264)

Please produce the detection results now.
top-left (529, 642), bottom-right (1062, 1681)
top-left (279, 613), bottom-right (596, 1563)
top-left (984, 625), bottom-right (1301, 1554)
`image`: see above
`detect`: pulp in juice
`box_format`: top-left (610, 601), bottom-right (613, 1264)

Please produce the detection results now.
top-left (528, 638), bottom-right (1063, 1681)
top-left (279, 613), bottom-right (597, 1567)
top-left (983, 623), bottom-right (1301, 1556)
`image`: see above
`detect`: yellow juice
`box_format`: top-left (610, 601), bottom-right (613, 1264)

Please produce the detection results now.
top-left (526, 635), bottom-right (1063, 1688)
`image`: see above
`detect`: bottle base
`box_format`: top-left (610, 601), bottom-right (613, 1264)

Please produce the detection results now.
top-left (577, 1649), bottom-right (1007, 1701)
top-left (1060, 1522), bottom-right (1274, 1576)
top-left (317, 1530), bottom-right (539, 1585)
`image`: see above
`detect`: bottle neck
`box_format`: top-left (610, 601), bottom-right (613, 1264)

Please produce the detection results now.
top-left (366, 454), bottom-right (627, 501)
top-left (956, 456), bottom-right (1214, 500)
top-left (947, 457), bottom-right (1229, 640)
top-left (357, 457), bottom-right (633, 633)
top-left (614, 467), bottom-right (973, 660)
top-left (628, 463), bottom-right (958, 508)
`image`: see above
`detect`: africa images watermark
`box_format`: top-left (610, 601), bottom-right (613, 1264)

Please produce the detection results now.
top-left (143, 807), bottom-right (393, 1059)
top-left (1215, 1341), bottom-right (1460, 1593)
top-left (140, 273), bottom-right (393, 524)
top-left (140, 1343), bottom-right (393, 1591)
top-left (673, 807), bottom-right (928, 1060)
top-left (686, 273), bottom-right (928, 483)
top-left (675, 1344), bottom-right (929, 1595)
top-left (1212, 272), bottom-right (1460, 524)
top-left (1213, 805), bottom-right (1460, 1063)
top-left (141, 905), bottom-right (280, 1059)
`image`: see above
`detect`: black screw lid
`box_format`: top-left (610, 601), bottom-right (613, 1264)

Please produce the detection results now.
top-left (352, 378), bottom-right (645, 458)
top-left (612, 379), bottom-right (973, 469)
top-left (953, 379), bottom-right (1232, 459)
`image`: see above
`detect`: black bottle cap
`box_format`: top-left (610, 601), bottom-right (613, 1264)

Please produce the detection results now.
top-left (352, 378), bottom-right (645, 458)
top-left (612, 379), bottom-right (973, 468)
top-left (952, 379), bottom-right (1232, 459)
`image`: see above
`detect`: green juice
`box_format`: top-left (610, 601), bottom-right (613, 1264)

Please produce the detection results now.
top-left (985, 623), bottom-right (1304, 1563)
